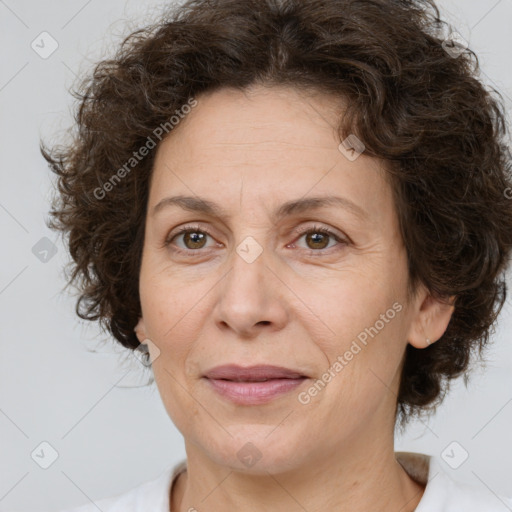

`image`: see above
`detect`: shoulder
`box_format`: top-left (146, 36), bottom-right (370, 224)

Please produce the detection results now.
top-left (396, 451), bottom-right (512, 512)
top-left (57, 460), bottom-right (185, 512)
top-left (425, 464), bottom-right (512, 511)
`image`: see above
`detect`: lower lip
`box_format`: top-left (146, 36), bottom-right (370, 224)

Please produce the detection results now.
top-left (204, 377), bottom-right (307, 405)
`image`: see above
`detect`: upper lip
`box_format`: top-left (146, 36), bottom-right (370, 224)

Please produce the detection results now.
top-left (203, 364), bottom-right (307, 381)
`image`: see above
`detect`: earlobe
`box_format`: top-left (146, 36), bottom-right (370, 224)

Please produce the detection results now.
top-left (134, 317), bottom-right (148, 344)
top-left (407, 290), bottom-right (456, 349)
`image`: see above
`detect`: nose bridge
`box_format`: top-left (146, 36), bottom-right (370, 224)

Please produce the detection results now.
top-left (214, 232), bottom-right (287, 336)
top-left (225, 233), bottom-right (268, 310)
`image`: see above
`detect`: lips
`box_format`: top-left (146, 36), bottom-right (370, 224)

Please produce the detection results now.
top-left (203, 365), bottom-right (308, 405)
top-left (203, 364), bottom-right (307, 381)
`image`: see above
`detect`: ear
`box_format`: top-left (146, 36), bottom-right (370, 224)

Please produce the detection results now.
top-left (133, 317), bottom-right (161, 363)
top-left (134, 317), bottom-right (148, 345)
top-left (406, 284), bottom-right (456, 349)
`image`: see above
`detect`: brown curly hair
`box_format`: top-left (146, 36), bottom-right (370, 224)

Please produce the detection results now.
top-left (41, 0), bottom-right (512, 425)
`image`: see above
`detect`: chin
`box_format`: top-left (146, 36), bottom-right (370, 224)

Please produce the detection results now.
top-left (196, 425), bottom-right (308, 474)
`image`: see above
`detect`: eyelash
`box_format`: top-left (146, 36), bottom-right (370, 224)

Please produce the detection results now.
top-left (164, 224), bottom-right (347, 257)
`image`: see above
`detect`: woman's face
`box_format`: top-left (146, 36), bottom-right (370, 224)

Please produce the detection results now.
top-left (135, 85), bottom-right (442, 473)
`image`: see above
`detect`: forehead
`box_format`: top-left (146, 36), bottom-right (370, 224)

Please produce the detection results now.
top-left (166, 85), bottom-right (345, 153)
top-left (149, 85), bottom-right (394, 227)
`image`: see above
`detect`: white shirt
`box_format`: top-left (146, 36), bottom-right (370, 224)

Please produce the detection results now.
top-left (57, 452), bottom-right (512, 511)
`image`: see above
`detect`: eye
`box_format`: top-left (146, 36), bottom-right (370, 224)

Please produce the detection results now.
top-left (164, 223), bottom-right (348, 256)
top-left (164, 225), bottom-right (218, 255)
top-left (290, 224), bottom-right (347, 253)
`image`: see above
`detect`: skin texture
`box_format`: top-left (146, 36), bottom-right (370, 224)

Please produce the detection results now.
top-left (134, 84), bottom-right (454, 512)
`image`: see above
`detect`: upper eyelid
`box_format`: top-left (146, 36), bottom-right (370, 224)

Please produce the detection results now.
top-left (168, 222), bottom-right (343, 238)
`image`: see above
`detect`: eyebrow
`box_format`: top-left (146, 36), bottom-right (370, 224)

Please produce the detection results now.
top-left (151, 194), bottom-right (368, 222)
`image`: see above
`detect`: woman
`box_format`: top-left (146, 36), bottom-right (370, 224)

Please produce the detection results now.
top-left (42, 0), bottom-right (512, 510)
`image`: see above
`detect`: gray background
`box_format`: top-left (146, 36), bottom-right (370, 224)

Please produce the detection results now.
top-left (0, 0), bottom-right (511, 510)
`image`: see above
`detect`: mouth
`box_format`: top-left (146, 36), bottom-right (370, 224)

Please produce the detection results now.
top-left (202, 364), bottom-right (309, 405)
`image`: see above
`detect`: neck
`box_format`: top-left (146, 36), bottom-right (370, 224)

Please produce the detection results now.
top-left (172, 440), bottom-right (425, 512)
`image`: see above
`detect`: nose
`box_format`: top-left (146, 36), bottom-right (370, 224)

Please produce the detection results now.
top-left (213, 238), bottom-right (289, 339)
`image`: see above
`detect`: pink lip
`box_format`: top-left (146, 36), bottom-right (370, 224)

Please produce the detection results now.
top-left (203, 365), bottom-right (308, 405)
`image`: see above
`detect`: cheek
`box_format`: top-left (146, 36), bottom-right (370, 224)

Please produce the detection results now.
top-left (139, 265), bottom-right (210, 342)
top-left (321, 299), bottom-right (407, 377)
top-left (304, 317), bottom-right (406, 439)
top-left (291, 267), bottom-right (403, 350)
top-left (306, 275), bottom-right (407, 406)
top-left (151, 361), bottom-right (204, 439)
